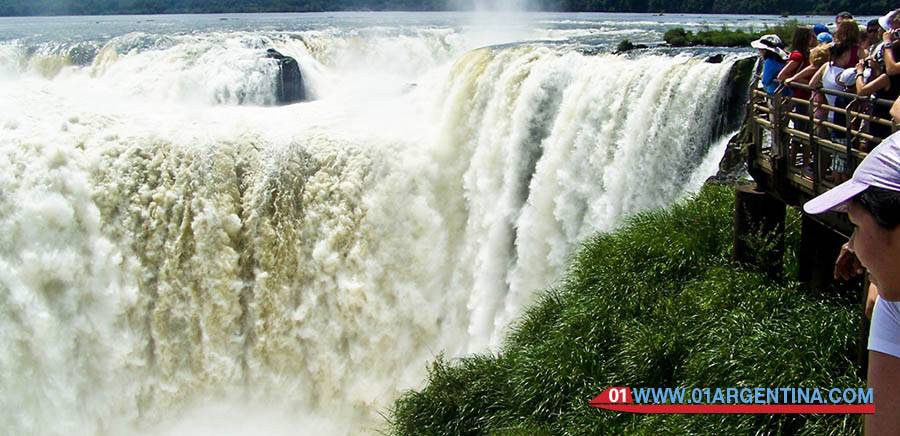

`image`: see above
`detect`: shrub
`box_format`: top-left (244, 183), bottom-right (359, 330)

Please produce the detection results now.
top-left (616, 39), bottom-right (635, 53)
top-left (664, 27), bottom-right (691, 47)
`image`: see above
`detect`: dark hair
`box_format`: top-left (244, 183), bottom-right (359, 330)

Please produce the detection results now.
top-left (857, 186), bottom-right (900, 229)
top-left (829, 41), bottom-right (851, 60)
top-left (791, 27), bottom-right (814, 58)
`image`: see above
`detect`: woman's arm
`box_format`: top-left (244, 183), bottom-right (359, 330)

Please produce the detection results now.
top-left (857, 58), bottom-right (889, 97)
top-left (883, 32), bottom-right (900, 76)
top-left (858, 74), bottom-right (889, 96)
top-left (785, 63), bottom-right (818, 87)
top-left (777, 59), bottom-right (801, 82)
top-left (866, 351), bottom-right (900, 434)
top-left (808, 63), bottom-right (827, 89)
top-left (890, 95), bottom-right (900, 121)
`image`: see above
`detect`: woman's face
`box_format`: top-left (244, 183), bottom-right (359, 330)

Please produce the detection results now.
top-left (810, 33), bottom-right (818, 48)
top-left (849, 200), bottom-right (900, 300)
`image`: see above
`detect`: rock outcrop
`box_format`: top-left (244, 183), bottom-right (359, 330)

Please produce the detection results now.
top-left (266, 48), bottom-right (305, 104)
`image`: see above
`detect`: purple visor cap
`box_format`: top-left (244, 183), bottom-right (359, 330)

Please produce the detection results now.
top-left (804, 133), bottom-right (900, 214)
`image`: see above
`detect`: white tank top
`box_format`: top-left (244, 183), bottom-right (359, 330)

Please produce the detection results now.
top-left (823, 62), bottom-right (846, 108)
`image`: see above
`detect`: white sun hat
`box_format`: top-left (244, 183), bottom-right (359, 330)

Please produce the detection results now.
top-left (879, 9), bottom-right (898, 31)
top-left (750, 34), bottom-right (789, 61)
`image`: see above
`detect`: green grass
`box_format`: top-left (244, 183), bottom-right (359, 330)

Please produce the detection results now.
top-left (387, 184), bottom-right (863, 435)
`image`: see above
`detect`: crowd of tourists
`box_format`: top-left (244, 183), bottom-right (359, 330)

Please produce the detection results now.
top-left (752, 10), bottom-right (900, 436)
top-left (754, 10), bottom-right (900, 183)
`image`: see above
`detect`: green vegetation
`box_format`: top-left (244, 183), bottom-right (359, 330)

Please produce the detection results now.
top-left (388, 185), bottom-right (863, 435)
top-left (0, 0), bottom-right (891, 16)
top-left (615, 39), bottom-right (635, 52)
top-left (665, 20), bottom-right (801, 48)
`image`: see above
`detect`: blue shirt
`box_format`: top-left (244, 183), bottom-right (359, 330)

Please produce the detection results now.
top-left (761, 57), bottom-right (787, 95)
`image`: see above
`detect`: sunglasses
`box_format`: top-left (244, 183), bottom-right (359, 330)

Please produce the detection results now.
top-left (868, 29), bottom-right (880, 33)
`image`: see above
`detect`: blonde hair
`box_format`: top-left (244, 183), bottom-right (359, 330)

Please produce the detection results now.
top-left (809, 43), bottom-right (832, 67)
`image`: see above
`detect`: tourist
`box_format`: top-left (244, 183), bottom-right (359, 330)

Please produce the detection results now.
top-left (752, 34), bottom-right (789, 95)
top-left (871, 10), bottom-right (898, 69)
top-left (863, 20), bottom-right (884, 58)
top-left (810, 42), bottom-right (857, 182)
top-left (854, 21), bottom-right (884, 150)
top-left (881, 12), bottom-right (900, 76)
top-left (855, 51), bottom-right (900, 148)
top-left (803, 134), bottom-right (900, 436)
top-left (835, 11), bottom-right (854, 26)
top-left (778, 27), bottom-right (816, 93)
top-left (833, 20), bottom-right (864, 66)
top-left (787, 44), bottom-right (832, 144)
top-left (778, 27), bottom-right (816, 167)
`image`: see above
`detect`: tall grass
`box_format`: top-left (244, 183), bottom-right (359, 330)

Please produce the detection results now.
top-left (388, 184), bottom-right (863, 435)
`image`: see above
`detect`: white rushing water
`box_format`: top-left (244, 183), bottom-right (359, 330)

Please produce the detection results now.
top-left (0, 12), bottom-right (743, 436)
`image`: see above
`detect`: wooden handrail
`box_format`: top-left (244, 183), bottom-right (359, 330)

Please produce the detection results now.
top-left (747, 74), bottom-right (897, 197)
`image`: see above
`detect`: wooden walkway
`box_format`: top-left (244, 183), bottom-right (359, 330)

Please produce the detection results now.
top-left (746, 80), bottom-right (896, 235)
top-left (740, 78), bottom-right (896, 368)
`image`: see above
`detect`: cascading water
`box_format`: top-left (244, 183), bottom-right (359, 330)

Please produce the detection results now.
top-left (0, 12), bottom-right (751, 436)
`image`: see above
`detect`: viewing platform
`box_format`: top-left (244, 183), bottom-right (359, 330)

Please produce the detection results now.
top-left (737, 77), bottom-right (896, 367)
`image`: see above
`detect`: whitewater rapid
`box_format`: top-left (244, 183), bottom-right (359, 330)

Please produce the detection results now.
top-left (0, 15), bottom-right (739, 435)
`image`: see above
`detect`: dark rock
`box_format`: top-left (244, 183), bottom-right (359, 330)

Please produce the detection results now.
top-left (68, 42), bottom-right (98, 67)
top-left (615, 39), bottom-right (635, 53)
top-left (266, 48), bottom-right (305, 104)
top-left (711, 56), bottom-right (757, 185)
top-left (706, 54), bottom-right (724, 64)
top-left (613, 40), bottom-right (649, 54)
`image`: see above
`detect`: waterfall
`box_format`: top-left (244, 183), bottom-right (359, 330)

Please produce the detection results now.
top-left (0, 19), bottom-right (740, 435)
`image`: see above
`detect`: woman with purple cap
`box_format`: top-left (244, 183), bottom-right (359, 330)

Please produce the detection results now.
top-left (804, 135), bottom-right (900, 435)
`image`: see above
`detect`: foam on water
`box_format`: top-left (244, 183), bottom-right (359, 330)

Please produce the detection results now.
top-left (0, 16), bottom-right (740, 436)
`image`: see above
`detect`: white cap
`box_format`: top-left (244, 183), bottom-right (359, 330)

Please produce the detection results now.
top-left (879, 10), bottom-right (897, 31)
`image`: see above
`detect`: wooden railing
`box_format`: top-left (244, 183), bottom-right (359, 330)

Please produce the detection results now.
top-left (748, 78), bottom-right (898, 201)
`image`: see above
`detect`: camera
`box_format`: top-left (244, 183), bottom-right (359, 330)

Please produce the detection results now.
top-left (893, 29), bottom-right (900, 40)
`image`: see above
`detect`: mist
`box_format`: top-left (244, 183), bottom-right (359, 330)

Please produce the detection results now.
top-left (447, 0), bottom-right (543, 11)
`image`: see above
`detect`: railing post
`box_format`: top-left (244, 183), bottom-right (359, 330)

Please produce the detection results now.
top-left (734, 184), bottom-right (786, 282)
top-left (845, 98), bottom-right (859, 173)
top-left (808, 93), bottom-right (820, 190)
top-left (771, 90), bottom-right (790, 185)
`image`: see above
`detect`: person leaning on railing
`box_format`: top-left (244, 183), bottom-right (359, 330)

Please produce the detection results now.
top-left (778, 27), bottom-right (817, 167)
top-left (864, 20), bottom-right (884, 57)
top-left (753, 34), bottom-right (790, 95)
top-left (834, 20), bottom-right (864, 66)
top-left (786, 44), bottom-right (833, 145)
top-left (804, 136), bottom-right (900, 436)
top-left (881, 10), bottom-right (900, 78)
top-left (855, 46), bottom-right (900, 151)
top-left (810, 42), bottom-right (857, 183)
